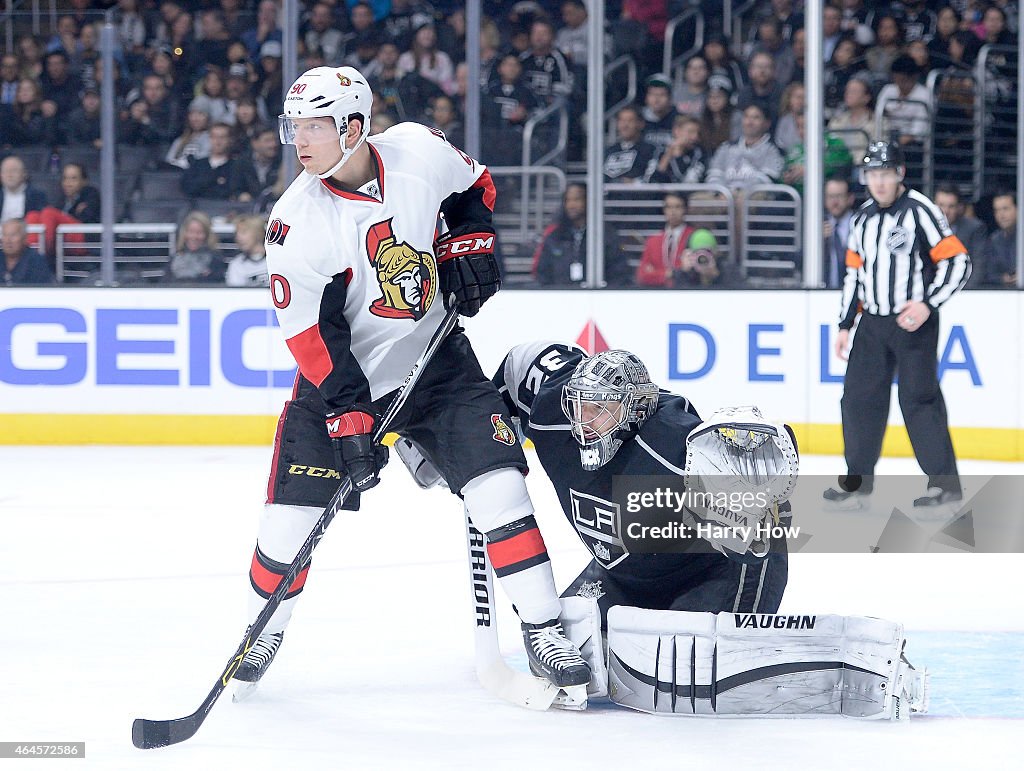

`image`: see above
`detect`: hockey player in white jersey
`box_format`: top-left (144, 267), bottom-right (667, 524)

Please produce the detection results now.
top-left (235, 66), bottom-right (589, 695)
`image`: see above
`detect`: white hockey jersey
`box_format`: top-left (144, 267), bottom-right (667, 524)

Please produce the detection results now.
top-left (225, 252), bottom-right (270, 287)
top-left (265, 122), bottom-right (495, 410)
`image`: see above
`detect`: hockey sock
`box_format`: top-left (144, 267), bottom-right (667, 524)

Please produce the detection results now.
top-left (246, 503), bottom-right (321, 634)
top-left (463, 468), bottom-right (561, 624)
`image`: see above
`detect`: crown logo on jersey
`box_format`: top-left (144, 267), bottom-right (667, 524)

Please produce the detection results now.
top-left (365, 218), bottom-right (438, 321)
top-left (593, 542), bottom-right (611, 562)
top-left (490, 414), bottom-right (517, 446)
top-left (575, 580), bottom-right (605, 600)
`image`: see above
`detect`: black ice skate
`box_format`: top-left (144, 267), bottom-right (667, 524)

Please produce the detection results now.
top-left (231, 631), bottom-right (284, 701)
top-left (522, 619), bottom-right (591, 689)
top-left (913, 487), bottom-right (962, 507)
top-left (822, 485), bottom-right (870, 510)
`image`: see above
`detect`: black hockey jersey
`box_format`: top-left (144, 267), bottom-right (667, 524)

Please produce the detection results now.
top-left (493, 341), bottom-right (718, 579)
top-left (603, 140), bottom-right (658, 183)
top-left (518, 49), bottom-right (573, 102)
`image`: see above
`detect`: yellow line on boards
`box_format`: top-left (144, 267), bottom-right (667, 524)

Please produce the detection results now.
top-left (0, 416), bottom-right (1021, 460)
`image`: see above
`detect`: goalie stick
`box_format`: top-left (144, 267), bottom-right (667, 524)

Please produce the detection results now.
top-left (464, 515), bottom-right (586, 711)
top-left (132, 305), bottom-right (461, 750)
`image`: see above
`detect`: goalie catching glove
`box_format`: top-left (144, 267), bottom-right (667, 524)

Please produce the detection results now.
top-left (435, 223), bottom-right (500, 317)
top-left (325, 406), bottom-right (389, 492)
top-left (683, 406), bottom-right (799, 558)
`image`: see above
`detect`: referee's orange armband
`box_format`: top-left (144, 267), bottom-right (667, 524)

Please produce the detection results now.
top-left (930, 235), bottom-right (966, 262)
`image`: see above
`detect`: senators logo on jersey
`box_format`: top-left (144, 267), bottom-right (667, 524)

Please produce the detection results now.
top-left (365, 218), bottom-right (437, 320)
top-left (490, 414), bottom-right (517, 445)
top-left (266, 218), bottom-right (290, 246)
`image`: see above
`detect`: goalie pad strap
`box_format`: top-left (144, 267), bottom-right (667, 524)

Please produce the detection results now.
top-left (559, 597), bottom-right (608, 698)
top-left (606, 608), bottom-right (928, 719)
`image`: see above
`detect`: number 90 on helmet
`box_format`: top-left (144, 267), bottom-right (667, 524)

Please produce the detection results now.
top-left (561, 350), bottom-right (659, 471)
top-left (279, 66), bottom-right (373, 178)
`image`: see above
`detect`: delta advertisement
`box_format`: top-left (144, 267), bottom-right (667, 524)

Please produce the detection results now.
top-left (0, 288), bottom-right (1020, 458)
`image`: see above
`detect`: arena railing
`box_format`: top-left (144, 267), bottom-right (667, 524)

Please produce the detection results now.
top-left (728, 0), bottom-right (761, 57)
top-left (874, 97), bottom-right (934, 196)
top-left (25, 223), bottom-right (46, 256)
top-left (740, 184), bottom-right (803, 284)
top-left (2, 2), bottom-right (56, 51)
top-left (604, 55), bottom-right (638, 145)
top-left (827, 127), bottom-right (873, 175)
top-left (55, 222), bottom-right (238, 284)
top-left (663, 7), bottom-right (705, 83)
top-left (603, 182), bottom-right (736, 277)
top-left (975, 44), bottom-right (1019, 197)
top-left (475, 166), bottom-right (566, 285)
top-left (926, 66), bottom-right (983, 200)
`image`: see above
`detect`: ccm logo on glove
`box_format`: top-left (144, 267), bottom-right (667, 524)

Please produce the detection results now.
top-left (435, 232), bottom-right (495, 260)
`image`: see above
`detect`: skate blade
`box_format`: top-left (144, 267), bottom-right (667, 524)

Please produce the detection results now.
top-left (232, 680), bottom-right (259, 703)
top-left (552, 684), bottom-right (588, 711)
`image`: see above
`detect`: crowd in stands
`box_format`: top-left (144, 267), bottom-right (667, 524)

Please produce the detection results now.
top-left (0, 0), bottom-right (1019, 288)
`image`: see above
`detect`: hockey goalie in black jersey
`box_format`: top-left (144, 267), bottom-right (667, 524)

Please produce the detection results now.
top-left (475, 341), bottom-right (927, 720)
top-left (491, 340), bottom-right (792, 624)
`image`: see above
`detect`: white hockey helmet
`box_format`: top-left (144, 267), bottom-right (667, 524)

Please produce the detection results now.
top-left (279, 66), bottom-right (373, 179)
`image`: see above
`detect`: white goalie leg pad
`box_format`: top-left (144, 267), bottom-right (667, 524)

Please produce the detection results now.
top-left (393, 435), bottom-right (446, 489)
top-left (559, 597), bottom-right (608, 698)
top-left (607, 607), bottom-right (928, 719)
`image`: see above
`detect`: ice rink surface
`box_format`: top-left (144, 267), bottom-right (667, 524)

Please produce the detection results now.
top-left (1, 447), bottom-right (1022, 770)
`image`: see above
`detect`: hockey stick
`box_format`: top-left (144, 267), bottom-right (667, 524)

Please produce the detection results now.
top-left (132, 305), bottom-right (461, 750)
top-left (464, 514), bottom-right (564, 710)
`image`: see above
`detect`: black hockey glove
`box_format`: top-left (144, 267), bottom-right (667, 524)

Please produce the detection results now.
top-left (325, 406), bottom-right (389, 493)
top-left (435, 224), bottom-right (501, 317)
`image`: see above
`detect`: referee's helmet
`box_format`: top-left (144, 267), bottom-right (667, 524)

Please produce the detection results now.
top-left (860, 141), bottom-right (905, 183)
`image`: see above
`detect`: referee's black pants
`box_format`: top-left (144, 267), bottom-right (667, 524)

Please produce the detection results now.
top-left (841, 312), bottom-right (960, 493)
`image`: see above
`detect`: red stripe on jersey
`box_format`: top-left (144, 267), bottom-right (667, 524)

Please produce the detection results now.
top-left (265, 402), bottom-right (290, 504)
top-left (486, 528), bottom-right (547, 570)
top-left (286, 324), bottom-right (333, 387)
top-left (249, 550), bottom-right (309, 596)
top-left (473, 169), bottom-right (496, 211)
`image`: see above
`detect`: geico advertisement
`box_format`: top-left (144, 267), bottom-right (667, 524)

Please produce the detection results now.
top-left (0, 290), bottom-right (296, 414)
top-left (0, 289), bottom-right (1017, 432)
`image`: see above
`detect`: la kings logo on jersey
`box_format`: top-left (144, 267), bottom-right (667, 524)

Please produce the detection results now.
top-left (604, 148), bottom-right (639, 180)
top-left (365, 218), bottom-right (438, 321)
top-left (569, 489), bottom-right (628, 569)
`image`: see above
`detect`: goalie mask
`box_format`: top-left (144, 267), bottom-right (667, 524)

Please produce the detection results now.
top-left (561, 350), bottom-right (659, 471)
top-left (279, 66), bottom-right (372, 179)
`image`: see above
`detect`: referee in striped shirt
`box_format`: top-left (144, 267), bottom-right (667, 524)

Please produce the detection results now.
top-left (826, 142), bottom-right (971, 507)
